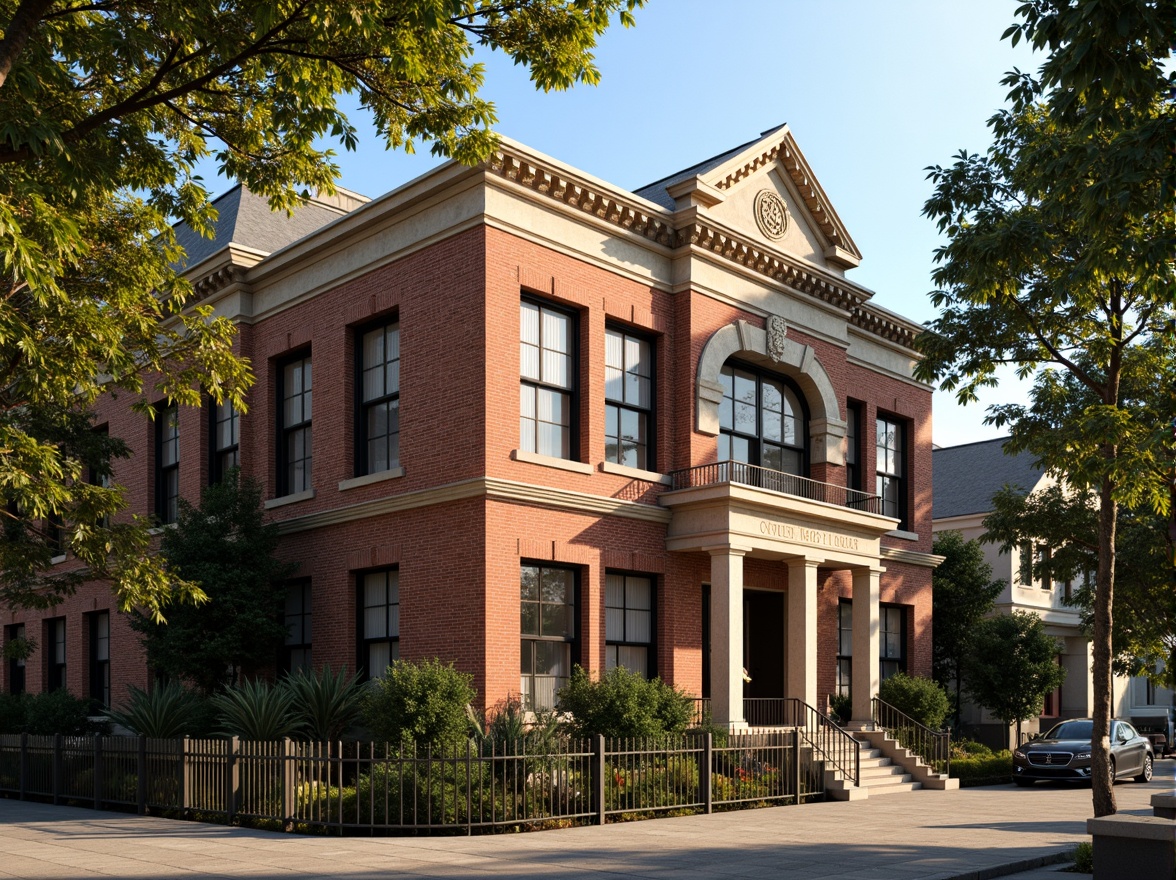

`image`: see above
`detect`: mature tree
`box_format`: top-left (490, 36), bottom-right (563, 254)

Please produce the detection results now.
top-left (0, 0), bottom-right (644, 619)
top-left (916, 0), bottom-right (1174, 815)
top-left (963, 611), bottom-right (1067, 748)
top-left (130, 473), bottom-right (295, 694)
top-left (931, 531), bottom-right (1004, 727)
top-left (986, 482), bottom-right (1176, 692)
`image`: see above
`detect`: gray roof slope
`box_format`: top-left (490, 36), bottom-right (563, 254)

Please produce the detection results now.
top-left (633, 125), bottom-right (787, 210)
top-left (933, 438), bottom-right (1047, 519)
top-left (172, 185), bottom-right (356, 269)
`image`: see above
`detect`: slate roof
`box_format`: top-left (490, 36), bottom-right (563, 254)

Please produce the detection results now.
top-left (633, 124), bottom-right (787, 210)
top-left (933, 437), bottom-right (1047, 519)
top-left (172, 185), bottom-right (363, 270)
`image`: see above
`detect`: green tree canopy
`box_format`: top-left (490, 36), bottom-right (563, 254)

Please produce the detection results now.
top-left (915, 0), bottom-right (1174, 815)
top-left (0, 0), bottom-right (643, 619)
top-left (931, 531), bottom-right (1004, 726)
top-left (963, 611), bottom-right (1067, 747)
top-left (130, 473), bottom-right (295, 694)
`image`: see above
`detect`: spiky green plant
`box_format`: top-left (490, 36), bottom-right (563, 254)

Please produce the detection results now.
top-left (108, 681), bottom-right (208, 738)
top-left (212, 679), bottom-right (302, 741)
top-left (284, 665), bottom-right (364, 742)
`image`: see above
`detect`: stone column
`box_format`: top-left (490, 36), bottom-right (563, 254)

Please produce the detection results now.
top-left (786, 557), bottom-right (821, 708)
top-left (709, 547), bottom-right (749, 731)
top-left (850, 567), bottom-right (882, 728)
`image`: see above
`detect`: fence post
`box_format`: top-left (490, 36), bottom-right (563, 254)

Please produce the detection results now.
top-left (52, 734), bottom-right (62, 805)
top-left (19, 733), bottom-right (28, 800)
top-left (93, 736), bottom-right (103, 810)
top-left (593, 735), bottom-right (606, 826)
top-left (281, 738), bottom-right (296, 828)
top-left (702, 732), bottom-right (713, 814)
top-left (226, 736), bottom-right (239, 823)
top-left (465, 739), bottom-right (473, 836)
top-left (178, 737), bottom-right (189, 813)
top-left (137, 734), bottom-right (147, 815)
top-left (792, 729), bottom-right (802, 803)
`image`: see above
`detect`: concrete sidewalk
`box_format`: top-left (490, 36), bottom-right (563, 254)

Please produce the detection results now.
top-left (0, 769), bottom-right (1171, 880)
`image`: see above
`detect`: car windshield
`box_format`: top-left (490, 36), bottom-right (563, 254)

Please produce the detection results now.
top-left (1045, 721), bottom-right (1093, 740)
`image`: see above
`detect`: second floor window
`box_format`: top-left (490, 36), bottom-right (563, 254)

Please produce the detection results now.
top-left (359, 321), bottom-right (400, 475)
top-left (876, 415), bottom-right (906, 527)
top-left (845, 401), bottom-right (862, 493)
top-left (155, 404), bottom-right (180, 524)
top-left (279, 355), bottom-right (312, 495)
top-left (604, 328), bottom-right (653, 470)
top-left (520, 300), bottom-right (575, 460)
top-left (719, 363), bottom-right (805, 475)
top-left (210, 399), bottom-right (240, 483)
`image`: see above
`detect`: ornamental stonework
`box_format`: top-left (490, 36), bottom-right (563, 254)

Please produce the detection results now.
top-left (753, 189), bottom-right (788, 240)
top-left (767, 315), bottom-right (788, 362)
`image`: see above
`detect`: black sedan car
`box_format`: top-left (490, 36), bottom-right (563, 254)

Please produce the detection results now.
top-left (1012, 718), bottom-right (1154, 786)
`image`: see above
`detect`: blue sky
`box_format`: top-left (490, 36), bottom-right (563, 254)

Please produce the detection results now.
top-left (205, 1), bottom-right (1042, 447)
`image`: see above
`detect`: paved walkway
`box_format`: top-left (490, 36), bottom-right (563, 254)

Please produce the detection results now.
top-left (0, 767), bottom-right (1171, 880)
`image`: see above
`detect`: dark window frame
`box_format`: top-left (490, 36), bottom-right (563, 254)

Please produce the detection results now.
top-left (88, 610), bottom-right (110, 710)
top-left (845, 400), bottom-right (864, 493)
top-left (357, 568), bottom-right (399, 682)
top-left (875, 413), bottom-right (908, 528)
top-left (46, 617), bottom-right (66, 692)
top-left (354, 317), bottom-right (401, 477)
top-left (836, 599), bottom-right (853, 697)
top-left (520, 561), bottom-right (580, 711)
top-left (283, 579), bottom-right (313, 674)
top-left (718, 359), bottom-right (810, 475)
top-left (604, 570), bottom-right (656, 679)
top-left (879, 604), bottom-right (907, 680)
top-left (604, 325), bottom-right (656, 472)
top-left (520, 296), bottom-right (580, 461)
top-left (6, 624), bottom-right (26, 696)
top-left (154, 402), bottom-right (180, 524)
top-left (276, 350), bottom-right (313, 497)
top-left (208, 396), bottom-right (241, 484)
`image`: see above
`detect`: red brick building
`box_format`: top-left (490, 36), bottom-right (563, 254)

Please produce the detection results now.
top-left (3, 126), bottom-right (938, 730)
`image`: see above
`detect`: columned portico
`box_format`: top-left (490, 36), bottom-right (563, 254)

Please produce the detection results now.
top-left (707, 546), bottom-right (751, 730)
top-left (786, 557), bottom-right (821, 708)
top-left (850, 567), bottom-right (882, 728)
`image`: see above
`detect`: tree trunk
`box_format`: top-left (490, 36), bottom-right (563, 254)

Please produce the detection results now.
top-left (1091, 473), bottom-right (1118, 817)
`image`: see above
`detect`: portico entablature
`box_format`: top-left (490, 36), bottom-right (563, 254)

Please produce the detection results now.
top-left (661, 481), bottom-right (897, 568)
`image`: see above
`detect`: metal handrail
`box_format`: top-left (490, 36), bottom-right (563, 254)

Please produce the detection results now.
top-left (782, 698), bottom-right (860, 787)
top-left (668, 460), bottom-right (882, 514)
top-left (871, 697), bottom-right (951, 776)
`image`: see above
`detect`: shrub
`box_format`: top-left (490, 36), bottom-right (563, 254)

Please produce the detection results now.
top-left (828, 693), bottom-right (852, 725)
top-left (949, 751), bottom-right (1012, 787)
top-left (108, 681), bottom-right (211, 738)
top-left (557, 665), bottom-right (695, 739)
top-left (950, 738), bottom-right (994, 759)
top-left (878, 673), bottom-right (950, 730)
top-left (1072, 840), bottom-right (1093, 874)
top-left (363, 658), bottom-right (476, 747)
top-left (284, 665), bottom-right (365, 742)
top-left (24, 689), bottom-right (100, 735)
top-left (212, 679), bottom-right (302, 740)
top-left (0, 693), bottom-right (27, 734)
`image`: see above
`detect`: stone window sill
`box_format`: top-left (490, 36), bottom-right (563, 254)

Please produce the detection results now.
top-left (264, 488), bottom-right (316, 510)
top-left (885, 529), bottom-right (920, 542)
top-left (511, 449), bottom-right (593, 475)
top-left (599, 460), bottom-right (671, 485)
top-left (339, 467), bottom-right (405, 492)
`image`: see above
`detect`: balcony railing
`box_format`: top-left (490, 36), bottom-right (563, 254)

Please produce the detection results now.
top-left (668, 460), bottom-right (882, 514)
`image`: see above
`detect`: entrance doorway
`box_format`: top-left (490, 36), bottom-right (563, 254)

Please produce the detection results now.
top-left (743, 589), bottom-right (784, 700)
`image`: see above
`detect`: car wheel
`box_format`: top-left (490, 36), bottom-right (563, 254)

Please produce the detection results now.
top-left (1013, 777), bottom-right (1034, 787)
top-left (1136, 754), bottom-right (1153, 783)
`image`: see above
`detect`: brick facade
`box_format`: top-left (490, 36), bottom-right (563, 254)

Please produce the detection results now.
top-left (3, 128), bottom-right (937, 723)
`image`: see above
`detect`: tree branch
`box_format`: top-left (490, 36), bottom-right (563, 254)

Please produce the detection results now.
top-left (0, 0), bottom-right (55, 90)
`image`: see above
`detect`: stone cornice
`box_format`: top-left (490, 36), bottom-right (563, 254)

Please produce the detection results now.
top-left (273, 476), bottom-right (670, 535)
top-left (880, 546), bottom-right (944, 569)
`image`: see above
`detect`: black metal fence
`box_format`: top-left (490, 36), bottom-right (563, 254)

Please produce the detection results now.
top-left (0, 730), bottom-right (824, 833)
top-left (668, 460), bottom-right (882, 514)
top-left (871, 697), bottom-right (951, 776)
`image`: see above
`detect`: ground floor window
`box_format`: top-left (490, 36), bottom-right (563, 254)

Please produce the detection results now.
top-left (605, 573), bottom-right (653, 678)
top-left (521, 563), bottom-right (576, 711)
top-left (836, 601), bottom-right (852, 697)
top-left (88, 611), bottom-right (110, 709)
top-left (6, 624), bottom-right (26, 695)
top-left (359, 570), bottom-right (398, 680)
top-left (284, 580), bottom-right (312, 674)
top-left (47, 618), bottom-right (66, 692)
top-left (880, 605), bottom-right (906, 680)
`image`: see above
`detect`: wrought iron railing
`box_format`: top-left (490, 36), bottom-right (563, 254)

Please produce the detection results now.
top-left (0, 730), bottom-right (826, 832)
top-left (871, 697), bottom-right (951, 776)
top-left (668, 460), bottom-right (882, 514)
top-left (782, 698), bottom-right (860, 787)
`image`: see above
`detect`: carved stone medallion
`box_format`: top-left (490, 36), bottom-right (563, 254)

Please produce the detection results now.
top-left (767, 315), bottom-right (788, 362)
top-left (754, 189), bottom-right (788, 240)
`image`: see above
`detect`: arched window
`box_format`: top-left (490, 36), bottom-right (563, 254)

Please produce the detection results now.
top-left (718, 362), bottom-right (807, 475)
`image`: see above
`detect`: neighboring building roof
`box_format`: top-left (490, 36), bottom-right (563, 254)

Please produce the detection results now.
top-left (933, 438), bottom-right (1047, 519)
top-left (173, 184), bottom-right (369, 270)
